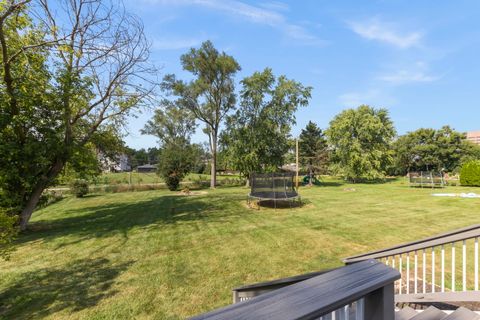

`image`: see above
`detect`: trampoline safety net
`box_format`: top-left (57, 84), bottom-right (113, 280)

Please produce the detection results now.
top-left (249, 172), bottom-right (299, 200)
top-left (408, 171), bottom-right (445, 187)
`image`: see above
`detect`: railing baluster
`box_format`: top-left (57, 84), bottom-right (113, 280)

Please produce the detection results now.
top-left (452, 242), bottom-right (456, 292)
top-left (423, 249), bottom-right (426, 293)
top-left (476, 237), bottom-right (479, 291)
top-left (356, 299), bottom-right (364, 320)
top-left (344, 305), bottom-right (349, 320)
top-left (463, 240), bottom-right (467, 291)
top-left (392, 255), bottom-right (398, 294)
top-left (441, 245), bottom-right (445, 292)
top-left (342, 226), bottom-right (480, 303)
top-left (399, 254), bottom-right (403, 294)
top-left (432, 247), bottom-right (435, 293)
top-left (414, 251), bottom-right (418, 294)
top-left (406, 253), bottom-right (410, 294)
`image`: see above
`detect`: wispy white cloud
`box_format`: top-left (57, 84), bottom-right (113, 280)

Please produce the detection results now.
top-left (379, 70), bottom-right (439, 84)
top-left (152, 37), bottom-right (204, 50)
top-left (339, 89), bottom-right (396, 108)
top-left (349, 19), bottom-right (422, 49)
top-left (378, 61), bottom-right (440, 84)
top-left (259, 1), bottom-right (289, 12)
top-left (142, 0), bottom-right (324, 45)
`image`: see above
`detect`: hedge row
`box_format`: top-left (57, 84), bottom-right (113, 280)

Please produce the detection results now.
top-left (460, 160), bottom-right (480, 187)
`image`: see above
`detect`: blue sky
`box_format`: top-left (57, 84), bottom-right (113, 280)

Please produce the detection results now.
top-left (123, 0), bottom-right (480, 149)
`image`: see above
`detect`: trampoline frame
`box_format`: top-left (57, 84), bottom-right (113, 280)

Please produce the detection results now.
top-left (247, 172), bottom-right (301, 209)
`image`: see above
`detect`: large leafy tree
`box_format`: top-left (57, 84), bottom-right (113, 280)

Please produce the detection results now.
top-left (141, 100), bottom-right (196, 146)
top-left (160, 41), bottom-right (240, 188)
top-left (299, 121), bottom-right (328, 185)
top-left (326, 105), bottom-right (396, 182)
top-left (392, 126), bottom-right (480, 174)
top-left (0, 0), bottom-right (154, 230)
top-left (222, 68), bottom-right (311, 180)
top-left (142, 103), bottom-right (197, 190)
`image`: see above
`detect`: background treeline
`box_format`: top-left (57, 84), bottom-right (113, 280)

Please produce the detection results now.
top-left (52, 39), bottom-right (480, 191)
top-left (135, 41), bottom-right (480, 188)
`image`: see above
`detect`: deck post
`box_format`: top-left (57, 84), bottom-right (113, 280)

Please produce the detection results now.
top-left (232, 290), bottom-right (240, 304)
top-left (363, 282), bottom-right (395, 320)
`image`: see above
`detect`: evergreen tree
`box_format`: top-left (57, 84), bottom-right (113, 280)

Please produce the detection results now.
top-left (299, 121), bottom-right (328, 185)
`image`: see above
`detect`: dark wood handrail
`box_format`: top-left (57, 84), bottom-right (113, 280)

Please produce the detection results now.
top-left (190, 260), bottom-right (400, 320)
top-left (232, 268), bottom-right (339, 304)
top-left (344, 224), bottom-right (480, 264)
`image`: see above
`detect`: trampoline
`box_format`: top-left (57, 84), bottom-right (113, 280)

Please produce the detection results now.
top-left (248, 172), bottom-right (300, 208)
top-left (408, 171), bottom-right (445, 188)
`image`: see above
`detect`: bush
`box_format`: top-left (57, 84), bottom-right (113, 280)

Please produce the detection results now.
top-left (158, 143), bottom-right (195, 191)
top-left (38, 191), bottom-right (64, 208)
top-left (70, 179), bottom-right (89, 197)
top-left (0, 209), bottom-right (18, 260)
top-left (165, 175), bottom-right (181, 191)
top-left (460, 161), bottom-right (480, 186)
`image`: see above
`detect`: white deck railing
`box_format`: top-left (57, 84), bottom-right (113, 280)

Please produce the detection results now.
top-left (344, 224), bottom-right (480, 299)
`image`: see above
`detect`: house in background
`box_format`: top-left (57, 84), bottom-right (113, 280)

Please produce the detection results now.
top-left (467, 131), bottom-right (480, 145)
top-left (136, 164), bottom-right (157, 173)
top-left (98, 152), bottom-right (132, 172)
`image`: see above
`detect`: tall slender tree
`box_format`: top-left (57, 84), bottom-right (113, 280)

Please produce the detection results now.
top-left (161, 41), bottom-right (240, 188)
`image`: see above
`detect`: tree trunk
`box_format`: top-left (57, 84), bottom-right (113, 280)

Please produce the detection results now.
top-left (19, 183), bottom-right (45, 231)
top-left (210, 133), bottom-right (217, 189)
top-left (19, 159), bottom-right (64, 231)
top-left (309, 165), bottom-right (313, 187)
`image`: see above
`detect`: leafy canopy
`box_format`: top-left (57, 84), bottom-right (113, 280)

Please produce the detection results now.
top-left (326, 105), bottom-right (396, 182)
top-left (142, 98), bottom-right (198, 191)
top-left (0, 0), bottom-right (154, 230)
top-left (222, 68), bottom-right (311, 178)
top-left (392, 126), bottom-right (480, 174)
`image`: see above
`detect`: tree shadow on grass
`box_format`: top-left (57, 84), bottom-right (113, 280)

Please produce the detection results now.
top-left (0, 258), bottom-right (132, 319)
top-left (20, 194), bottom-right (245, 246)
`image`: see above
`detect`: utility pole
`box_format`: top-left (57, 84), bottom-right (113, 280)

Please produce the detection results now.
top-left (296, 138), bottom-right (299, 189)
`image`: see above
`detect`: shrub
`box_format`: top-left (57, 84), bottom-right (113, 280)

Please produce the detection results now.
top-left (0, 209), bottom-right (18, 260)
top-left (158, 143), bottom-right (195, 191)
top-left (38, 191), bottom-right (64, 208)
top-left (70, 179), bottom-right (89, 197)
top-left (165, 175), bottom-right (181, 191)
top-left (460, 161), bottom-right (480, 186)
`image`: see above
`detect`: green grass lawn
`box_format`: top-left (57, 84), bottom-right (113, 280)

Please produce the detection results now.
top-left (1, 178), bottom-right (480, 319)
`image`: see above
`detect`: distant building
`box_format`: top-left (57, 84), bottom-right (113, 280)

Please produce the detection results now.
top-left (467, 131), bottom-right (480, 145)
top-left (281, 163), bottom-right (298, 172)
top-left (137, 164), bottom-right (157, 173)
top-left (98, 152), bottom-right (131, 172)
